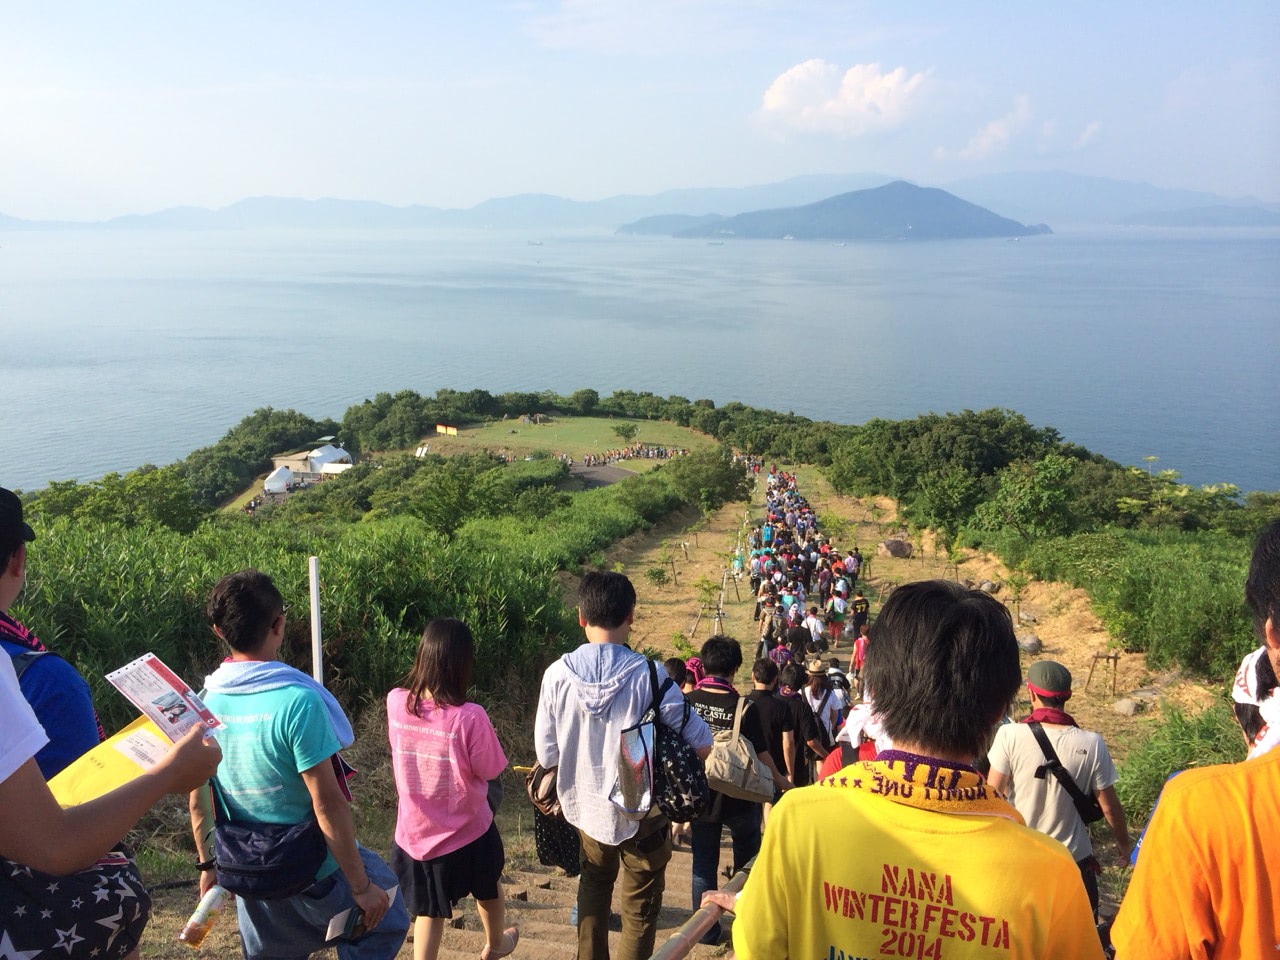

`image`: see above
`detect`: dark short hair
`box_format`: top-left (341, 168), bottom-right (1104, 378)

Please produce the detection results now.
top-left (752, 657), bottom-right (779, 685)
top-left (207, 570), bottom-right (284, 653)
top-left (1245, 519), bottom-right (1280, 640)
top-left (862, 579), bottom-right (1020, 758)
top-left (403, 617), bottom-right (474, 715)
top-left (779, 661), bottom-right (806, 692)
top-left (664, 657), bottom-right (688, 686)
top-left (699, 635), bottom-right (743, 678)
top-left (578, 571), bottom-right (636, 629)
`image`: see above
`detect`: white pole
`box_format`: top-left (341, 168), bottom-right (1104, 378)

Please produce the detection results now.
top-left (308, 556), bottom-right (324, 683)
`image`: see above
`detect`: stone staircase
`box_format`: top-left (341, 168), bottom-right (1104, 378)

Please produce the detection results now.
top-left (420, 838), bottom-right (732, 960)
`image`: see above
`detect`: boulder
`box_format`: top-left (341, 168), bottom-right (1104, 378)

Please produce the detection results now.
top-left (1018, 610), bottom-right (1038, 624)
top-left (1016, 633), bottom-right (1042, 655)
top-left (978, 579), bottom-right (999, 594)
top-left (1113, 698), bottom-right (1145, 717)
top-left (878, 539), bottom-right (913, 559)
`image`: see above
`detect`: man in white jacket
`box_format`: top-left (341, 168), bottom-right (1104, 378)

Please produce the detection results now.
top-left (535, 572), bottom-right (713, 960)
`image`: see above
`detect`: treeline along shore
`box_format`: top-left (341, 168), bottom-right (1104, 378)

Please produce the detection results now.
top-left (12, 387), bottom-right (1278, 744)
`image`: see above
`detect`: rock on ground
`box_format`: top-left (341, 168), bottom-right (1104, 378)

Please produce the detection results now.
top-left (878, 539), bottom-right (913, 559)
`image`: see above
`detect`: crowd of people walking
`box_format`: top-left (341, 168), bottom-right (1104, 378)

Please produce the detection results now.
top-left (2, 469), bottom-right (1278, 960)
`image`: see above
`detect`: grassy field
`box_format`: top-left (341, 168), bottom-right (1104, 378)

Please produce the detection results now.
top-left (218, 416), bottom-right (719, 512)
top-left (422, 415), bottom-right (716, 469)
top-left (220, 479), bottom-right (267, 513)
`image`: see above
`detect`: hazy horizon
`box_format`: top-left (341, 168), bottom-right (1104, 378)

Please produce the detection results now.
top-left (2, 3), bottom-right (1276, 221)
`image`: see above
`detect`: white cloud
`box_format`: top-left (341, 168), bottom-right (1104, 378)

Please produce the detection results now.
top-left (1074, 121), bottom-right (1100, 149)
top-left (957, 94), bottom-right (1032, 160)
top-left (757, 60), bottom-right (930, 137)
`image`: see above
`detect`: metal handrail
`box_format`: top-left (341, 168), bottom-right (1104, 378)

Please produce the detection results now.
top-left (648, 857), bottom-right (755, 960)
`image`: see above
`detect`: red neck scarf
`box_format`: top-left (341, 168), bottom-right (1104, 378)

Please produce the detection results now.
top-left (1022, 707), bottom-right (1077, 727)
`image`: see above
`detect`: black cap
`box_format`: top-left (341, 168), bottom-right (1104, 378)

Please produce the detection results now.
top-left (0, 488), bottom-right (35, 549)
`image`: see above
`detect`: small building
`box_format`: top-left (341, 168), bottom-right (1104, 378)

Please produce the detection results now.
top-left (270, 442), bottom-right (354, 482)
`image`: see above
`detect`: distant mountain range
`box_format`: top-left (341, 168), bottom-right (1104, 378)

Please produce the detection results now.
top-left (0, 171), bottom-right (1275, 233)
top-left (1119, 205), bottom-right (1280, 228)
top-left (624, 181), bottom-right (1051, 240)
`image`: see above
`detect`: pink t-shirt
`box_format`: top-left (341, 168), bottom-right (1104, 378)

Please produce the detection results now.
top-left (386, 691), bottom-right (508, 860)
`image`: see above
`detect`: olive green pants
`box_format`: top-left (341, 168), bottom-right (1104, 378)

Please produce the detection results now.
top-left (576, 816), bottom-right (671, 960)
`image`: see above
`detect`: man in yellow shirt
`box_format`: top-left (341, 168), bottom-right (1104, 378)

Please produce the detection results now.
top-left (729, 580), bottom-right (1103, 960)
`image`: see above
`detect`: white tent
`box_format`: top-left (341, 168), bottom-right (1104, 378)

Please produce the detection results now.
top-left (318, 462), bottom-right (353, 476)
top-left (264, 466), bottom-right (293, 494)
top-left (307, 444), bottom-right (351, 472)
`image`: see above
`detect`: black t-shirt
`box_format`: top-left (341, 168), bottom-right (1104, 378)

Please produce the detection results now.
top-left (785, 624), bottom-right (811, 651)
top-left (851, 597), bottom-right (871, 622)
top-left (688, 687), bottom-right (771, 817)
top-left (778, 691), bottom-right (822, 787)
top-left (744, 688), bottom-right (794, 781)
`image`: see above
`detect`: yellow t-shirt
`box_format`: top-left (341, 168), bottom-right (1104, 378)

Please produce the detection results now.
top-left (732, 755), bottom-right (1103, 960)
top-left (1111, 747), bottom-right (1280, 959)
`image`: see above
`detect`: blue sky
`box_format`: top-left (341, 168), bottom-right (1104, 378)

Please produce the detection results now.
top-left (2, 1), bottom-right (1276, 219)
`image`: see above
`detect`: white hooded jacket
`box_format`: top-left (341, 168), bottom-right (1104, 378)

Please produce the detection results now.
top-left (534, 642), bottom-right (712, 846)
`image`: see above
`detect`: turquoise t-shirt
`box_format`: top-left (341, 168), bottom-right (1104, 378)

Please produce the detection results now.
top-left (205, 684), bottom-right (342, 879)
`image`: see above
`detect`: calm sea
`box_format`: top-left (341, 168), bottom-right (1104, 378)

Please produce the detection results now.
top-left (1, 227), bottom-right (1277, 493)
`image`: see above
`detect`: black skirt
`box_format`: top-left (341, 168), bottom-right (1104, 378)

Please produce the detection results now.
top-left (391, 820), bottom-right (505, 918)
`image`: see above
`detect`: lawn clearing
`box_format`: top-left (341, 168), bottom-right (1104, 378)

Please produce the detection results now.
top-left (419, 415), bottom-right (717, 470)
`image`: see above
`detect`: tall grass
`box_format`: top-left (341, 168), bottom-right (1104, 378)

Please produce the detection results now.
top-left (15, 515), bottom-right (578, 732)
top-left (1020, 529), bottom-right (1253, 679)
top-left (1115, 701), bottom-right (1245, 825)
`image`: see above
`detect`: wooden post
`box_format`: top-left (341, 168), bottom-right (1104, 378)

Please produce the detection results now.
top-left (1086, 651), bottom-right (1121, 695)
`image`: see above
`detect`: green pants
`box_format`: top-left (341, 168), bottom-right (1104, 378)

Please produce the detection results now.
top-left (576, 815), bottom-right (672, 960)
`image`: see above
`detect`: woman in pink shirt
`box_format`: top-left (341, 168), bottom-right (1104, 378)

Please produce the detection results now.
top-left (387, 619), bottom-right (517, 960)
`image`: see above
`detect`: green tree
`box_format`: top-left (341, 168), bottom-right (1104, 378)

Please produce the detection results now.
top-left (406, 469), bottom-right (474, 539)
top-left (974, 453), bottom-right (1077, 542)
top-left (27, 480), bottom-right (92, 523)
top-left (662, 447), bottom-right (751, 512)
top-left (909, 467), bottom-right (984, 538)
top-left (74, 465), bottom-right (208, 534)
top-left (612, 422), bottom-right (639, 444)
top-left (569, 388), bottom-right (600, 416)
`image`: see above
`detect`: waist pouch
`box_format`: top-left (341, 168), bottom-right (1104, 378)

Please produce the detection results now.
top-left (214, 816), bottom-right (328, 900)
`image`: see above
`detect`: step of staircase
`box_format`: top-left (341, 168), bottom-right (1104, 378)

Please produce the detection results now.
top-left (408, 839), bottom-right (734, 960)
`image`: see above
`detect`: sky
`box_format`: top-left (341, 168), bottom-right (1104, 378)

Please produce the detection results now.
top-left (1, 1), bottom-right (1277, 221)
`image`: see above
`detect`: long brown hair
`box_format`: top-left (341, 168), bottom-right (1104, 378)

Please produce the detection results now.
top-left (402, 617), bottom-right (474, 716)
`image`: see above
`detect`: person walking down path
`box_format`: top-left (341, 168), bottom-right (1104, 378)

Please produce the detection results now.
top-left (191, 570), bottom-right (410, 960)
top-left (0, 485), bottom-right (221, 960)
top-left (731, 580), bottom-right (1103, 960)
top-left (534, 572), bottom-right (712, 960)
top-left (0, 487), bottom-right (102, 779)
top-left (684, 636), bottom-right (790, 946)
top-left (387, 619), bottom-right (518, 960)
top-left (1110, 519), bottom-right (1280, 959)
top-left (986, 660), bottom-right (1131, 923)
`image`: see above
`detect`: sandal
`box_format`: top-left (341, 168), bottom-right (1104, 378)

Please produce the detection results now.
top-left (480, 926), bottom-right (519, 960)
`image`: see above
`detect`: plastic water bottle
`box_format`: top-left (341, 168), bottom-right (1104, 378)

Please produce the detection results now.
top-left (177, 885), bottom-right (229, 948)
